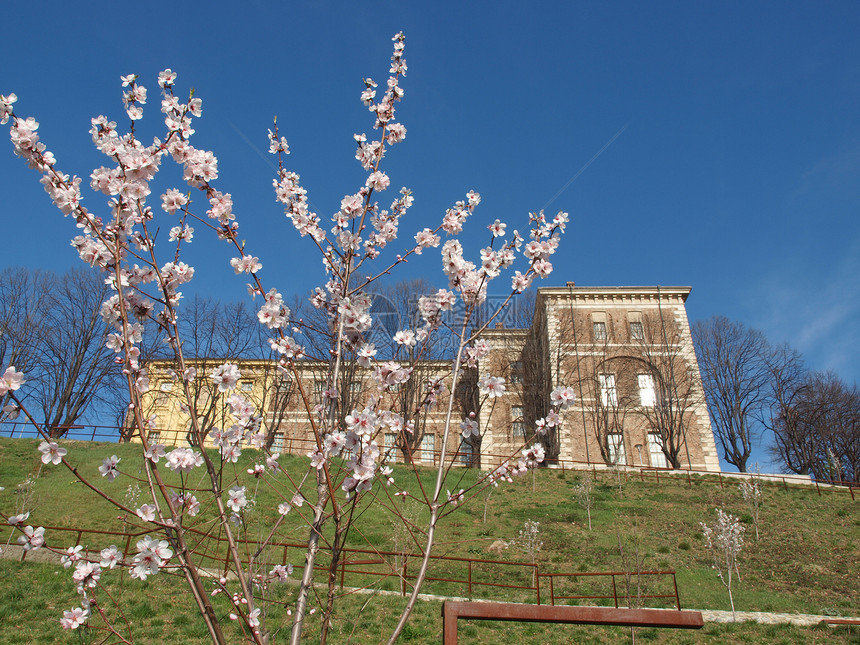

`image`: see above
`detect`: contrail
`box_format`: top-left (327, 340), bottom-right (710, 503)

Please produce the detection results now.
top-left (228, 121), bottom-right (280, 173)
top-left (228, 120), bottom-right (325, 216)
top-left (541, 121), bottom-right (630, 211)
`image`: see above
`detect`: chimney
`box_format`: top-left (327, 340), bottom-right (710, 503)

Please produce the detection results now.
top-left (566, 281), bottom-right (576, 287)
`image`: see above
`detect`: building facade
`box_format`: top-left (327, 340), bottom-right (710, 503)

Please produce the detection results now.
top-left (476, 285), bottom-right (720, 472)
top-left (138, 284), bottom-right (720, 472)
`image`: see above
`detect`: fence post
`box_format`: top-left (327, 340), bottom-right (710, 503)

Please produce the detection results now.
top-left (815, 480), bottom-right (821, 497)
top-left (468, 560), bottom-right (472, 599)
top-left (535, 564), bottom-right (541, 605)
top-left (611, 574), bottom-right (618, 608)
top-left (549, 575), bottom-right (555, 606)
top-left (672, 573), bottom-right (681, 610)
top-left (401, 556), bottom-right (408, 596)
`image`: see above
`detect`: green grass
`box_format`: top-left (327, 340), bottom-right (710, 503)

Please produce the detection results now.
top-left (1, 437), bottom-right (858, 643)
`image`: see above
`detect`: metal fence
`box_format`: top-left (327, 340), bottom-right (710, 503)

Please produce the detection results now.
top-left (1, 421), bottom-right (855, 500)
top-left (3, 523), bottom-right (682, 609)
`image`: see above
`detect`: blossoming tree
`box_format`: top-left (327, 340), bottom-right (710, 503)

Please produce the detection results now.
top-left (0, 33), bottom-right (575, 644)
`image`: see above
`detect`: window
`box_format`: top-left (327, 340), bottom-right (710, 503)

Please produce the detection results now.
top-left (592, 312), bottom-right (608, 341)
top-left (421, 433), bottom-right (435, 464)
top-left (272, 432), bottom-right (285, 453)
top-left (241, 381), bottom-right (254, 392)
top-left (608, 432), bottom-right (627, 465)
top-left (599, 374), bottom-right (617, 407)
top-left (638, 374), bottom-right (656, 407)
top-left (349, 382), bottom-right (362, 397)
top-left (648, 433), bottom-right (667, 468)
top-left (459, 440), bottom-right (474, 466)
top-left (147, 431), bottom-right (161, 444)
top-left (159, 381), bottom-right (173, 392)
top-left (384, 433), bottom-right (397, 463)
top-left (511, 405), bottom-right (526, 437)
top-left (628, 312), bottom-right (643, 340)
top-left (155, 392), bottom-right (170, 406)
top-left (510, 360), bottom-right (523, 382)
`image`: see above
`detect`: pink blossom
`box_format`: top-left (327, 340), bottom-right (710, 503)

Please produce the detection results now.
top-left (226, 486), bottom-right (247, 512)
top-left (460, 418), bottom-right (478, 439)
top-left (99, 455), bottom-right (121, 481)
top-left (158, 69), bottom-right (177, 88)
top-left (132, 536), bottom-right (173, 580)
top-left (61, 545), bottom-right (83, 568)
top-left (60, 606), bottom-right (89, 630)
top-left (230, 255), bottom-right (262, 274)
top-left (550, 385), bottom-right (576, 409)
top-left (161, 188), bottom-right (188, 213)
top-left (308, 449), bottom-right (326, 470)
top-left (100, 545), bottom-right (120, 569)
top-left (39, 441), bottom-right (67, 465)
top-left (211, 363), bottom-right (241, 392)
top-left (136, 504), bottom-right (157, 522)
top-left (393, 330), bottom-right (416, 347)
top-left (73, 560), bottom-right (101, 590)
top-left (366, 171), bottom-right (390, 191)
top-left (488, 219), bottom-right (506, 237)
top-left (7, 512), bottom-right (29, 526)
top-left (356, 343), bottom-right (377, 367)
top-left (18, 525), bottom-right (45, 550)
top-left (0, 366), bottom-right (25, 395)
top-left (165, 447), bottom-right (203, 473)
top-left (0, 93), bottom-right (17, 125)
top-left (478, 375), bottom-right (506, 398)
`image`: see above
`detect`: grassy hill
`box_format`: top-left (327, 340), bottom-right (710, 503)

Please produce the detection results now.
top-left (0, 437), bottom-right (857, 644)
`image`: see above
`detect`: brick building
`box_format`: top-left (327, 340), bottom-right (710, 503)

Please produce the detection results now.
top-left (476, 284), bottom-right (720, 472)
top-left (139, 284), bottom-right (720, 472)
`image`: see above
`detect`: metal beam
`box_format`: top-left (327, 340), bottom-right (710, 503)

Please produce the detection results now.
top-left (442, 602), bottom-right (704, 645)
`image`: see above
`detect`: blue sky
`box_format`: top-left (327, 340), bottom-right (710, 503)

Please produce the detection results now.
top-left (2, 1), bottom-right (858, 469)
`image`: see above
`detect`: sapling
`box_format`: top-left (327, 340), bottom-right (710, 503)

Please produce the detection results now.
top-left (616, 519), bottom-right (649, 645)
top-left (573, 471), bottom-right (594, 530)
top-left (515, 519), bottom-right (543, 586)
top-left (700, 508), bottom-right (745, 619)
top-left (738, 469), bottom-right (762, 541)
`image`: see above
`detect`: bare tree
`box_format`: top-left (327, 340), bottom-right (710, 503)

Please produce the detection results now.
top-left (625, 315), bottom-right (703, 470)
top-left (0, 267), bottom-right (124, 435)
top-left (692, 316), bottom-right (771, 472)
top-left (764, 344), bottom-right (814, 476)
top-left (786, 372), bottom-right (859, 483)
top-left (0, 267), bottom-right (52, 416)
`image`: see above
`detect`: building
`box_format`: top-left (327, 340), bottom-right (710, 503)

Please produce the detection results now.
top-left (475, 284), bottom-right (720, 472)
top-left (138, 284), bottom-right (720, 472)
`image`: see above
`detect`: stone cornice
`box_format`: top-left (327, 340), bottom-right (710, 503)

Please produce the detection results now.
top-left (537, 285), bottom-right (691, 305)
